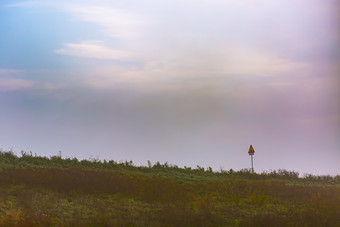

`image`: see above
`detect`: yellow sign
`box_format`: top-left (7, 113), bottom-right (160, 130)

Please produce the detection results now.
top-left (248, 145), bottom-right (255, 155)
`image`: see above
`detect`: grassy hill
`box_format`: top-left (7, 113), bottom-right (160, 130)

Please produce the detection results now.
top-left (0, 150), bottom-right (339, 226)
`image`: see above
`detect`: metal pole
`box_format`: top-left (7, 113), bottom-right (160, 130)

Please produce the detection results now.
top-left (251, 155), bottom-right (254, 173)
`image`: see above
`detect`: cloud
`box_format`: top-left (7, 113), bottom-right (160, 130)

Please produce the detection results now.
top-left (6, 0), bottom-right (332, 90)
top-left (0, 78), bottom-right (35, 91)
top-left (66, 4), bottom-right (146, 39)
top-left (0, 68), bottom-right (35, 91)
top-left (4, 1), bottom-right (42, 7)
top-left (54, 41), bottom-right (134, 60)
top-left (77, 43), bottom-right (308, 92)
top-left (5, 1), bottom-right (146, 39)
top-left (220, 45), bottom-right (307, 76)
top-left (0, 69), bottom-right (23, 76)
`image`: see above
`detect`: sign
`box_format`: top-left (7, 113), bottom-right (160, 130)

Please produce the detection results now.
top-left (248, 145), bottom-right (255, 155)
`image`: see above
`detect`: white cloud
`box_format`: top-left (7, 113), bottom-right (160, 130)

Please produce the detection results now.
top-left (54, 41), bottom-right (134, 60)
top-left (0, 78), bottom-right (35, 91)
top-left (6, 0), bottom-right (321, 91)
top-left (66, 5), bottom-right (146, 39)
top-left (4, 1), bottom-right (42, 7)
top-left (221, 45), bottom-right (307, 76)
top-left (6, 1), bottom-right (146, 39)
top-left (78, 45), bottom-right (308, 92)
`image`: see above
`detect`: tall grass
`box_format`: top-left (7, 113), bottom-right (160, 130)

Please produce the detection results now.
top-left (1, 150), bottom-right (338, 183)
top-left (0, 150), bottom-right (339, 226)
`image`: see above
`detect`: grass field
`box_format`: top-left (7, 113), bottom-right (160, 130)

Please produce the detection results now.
top-left (0, 150), bottom-right (339, 226)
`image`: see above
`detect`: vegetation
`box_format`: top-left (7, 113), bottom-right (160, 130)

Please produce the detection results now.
top-left (0, 150), bottom-right (339, 226)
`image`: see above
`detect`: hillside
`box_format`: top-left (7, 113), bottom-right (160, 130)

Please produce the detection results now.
top-left (0, 150), bottom-right (339, 226)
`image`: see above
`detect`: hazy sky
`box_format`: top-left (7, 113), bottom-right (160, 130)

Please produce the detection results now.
top-left (1, 0), bottom-right (339, 175)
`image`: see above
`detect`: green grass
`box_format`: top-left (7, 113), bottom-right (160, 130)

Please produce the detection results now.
top-left (0, 150), bottom-right (339, 226)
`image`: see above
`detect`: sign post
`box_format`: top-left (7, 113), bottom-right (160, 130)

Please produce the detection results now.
top-left (248, 145), bottom-right (255, 173)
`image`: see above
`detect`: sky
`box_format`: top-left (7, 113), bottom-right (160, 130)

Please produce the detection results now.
top-left (0, 0), bottom-right (339, 175)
